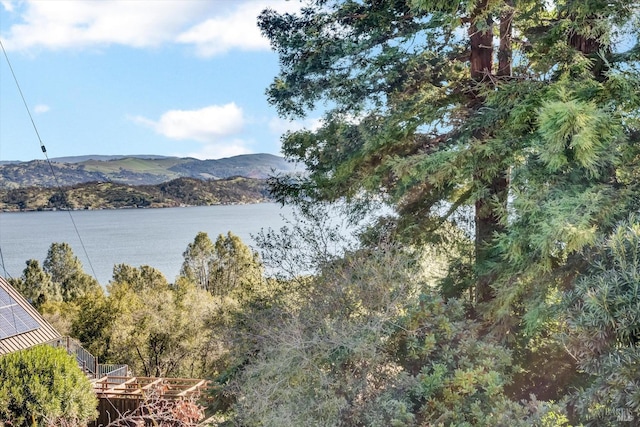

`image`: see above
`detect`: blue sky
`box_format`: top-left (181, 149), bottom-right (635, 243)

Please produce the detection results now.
top-left (0, 0), bottom-right (319, 161)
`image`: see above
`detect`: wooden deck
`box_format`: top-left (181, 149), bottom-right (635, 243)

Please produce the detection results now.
top-left (90, 376), bottom-right (210, 426)
top-left (93, 375), bottom-right (209, 399)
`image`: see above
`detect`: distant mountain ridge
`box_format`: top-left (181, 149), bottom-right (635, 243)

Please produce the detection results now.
top-left (0, 153), bottom-right (299, 189)
top-left (50, 154), bottom-right (174, 163)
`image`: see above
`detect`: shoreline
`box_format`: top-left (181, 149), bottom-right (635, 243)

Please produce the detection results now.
top-left (0, 199), bottom-right (275, 214)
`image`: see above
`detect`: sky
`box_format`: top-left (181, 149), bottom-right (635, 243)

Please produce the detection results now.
top-left (0, 0), bottom-right (319, 161)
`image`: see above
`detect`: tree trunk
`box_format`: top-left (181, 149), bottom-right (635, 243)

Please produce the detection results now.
top-left (468, 0), bottom-right (493, 108)
top-left (498, 1), bottom-right (513, 78)
top-left (474, 177), bottom-right (509, 303)
top-left (568, 19), bottom-right (609, 81)
top-left (470, 1), bottom-right (512, 304)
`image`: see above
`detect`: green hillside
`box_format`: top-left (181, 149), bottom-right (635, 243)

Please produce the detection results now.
top-left (0, 154), bottom-right (298, 189)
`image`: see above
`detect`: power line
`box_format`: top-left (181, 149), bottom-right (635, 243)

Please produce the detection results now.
top-left (0, 39), bottom-right (99, 283)
top-left (0, 245), bottom-right (13, 280)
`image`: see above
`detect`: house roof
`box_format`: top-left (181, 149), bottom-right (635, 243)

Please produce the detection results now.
top-left (0, 276), bottom-right (61, 355)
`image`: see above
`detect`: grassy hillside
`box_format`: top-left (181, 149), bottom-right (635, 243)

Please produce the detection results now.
top-left (0, 154), bottom-right (298, 189)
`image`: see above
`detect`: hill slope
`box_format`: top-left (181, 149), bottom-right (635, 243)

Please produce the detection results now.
top-left (0, 177), bottom-right (271, 211)
top-left (0, 154), bottom-right (298, 189)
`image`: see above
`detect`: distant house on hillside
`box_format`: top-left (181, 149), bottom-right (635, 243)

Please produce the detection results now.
top-left (0, 275), bottom-right (61, 355)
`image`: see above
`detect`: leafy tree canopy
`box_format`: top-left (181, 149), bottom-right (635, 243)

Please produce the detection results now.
top-left (43, 242), bottom-right (101, 302)
top-left (106, 265), bottom-right (217, 378)
top-left (259, 0), bottom-right (640, 311)
top-left (9, 259), bottom-right (61, 309)
top-left (180, 231), bottom-right (216, 291)
top-left (230, 243), bottom-right (569, 426)
top-left (111, 263), bottom-right (170, 293)
top-left (180, 231), bottom-right (264, 298)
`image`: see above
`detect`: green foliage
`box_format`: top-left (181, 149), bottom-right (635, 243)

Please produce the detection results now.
top-left (106, 265), bottom-right (217, 378)
top-left (260, 0), bottom-right (640, 318)
top-left (180, 231), bottom-right (264, 298)
top-left (24, 232), bottom-right (268, 382)
top-left (39, 300), bottom-right (78, 337)
top-left (537, 96), bottom-right (621, 175)
top-left (206, 210), bottom-right (352, 415)
top-left (210, 232), bottom-right (264, 299)
top-left (111, 263), bottom-right (171, 293)
top-left (15, 243), bottom-right (103, 338)
top-left (70, 289), bottom-right (113, 362)
top-left (0, 345), bottom-right (97, 426)
top-left (9, 259), bottom-right (61, 309)
top-left (563, 216), bottom-right (640, 424)
top-left (485, 57), bottom-right (639, 337)
top-left (2, 6), bottom-right (636, 424)
top-left (43, 242), bottom-right (101, 302)
top-left (228, 244), bottom-right (567, 426)
top-left (180, 232), bottom-right (216, 291)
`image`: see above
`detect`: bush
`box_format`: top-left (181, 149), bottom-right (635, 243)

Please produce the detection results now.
top-left (564, 216), bottom-right (640, 424)
top-left (0, 345), bottom-right (97, 426)
top-left (228, 246), bottom-right (567, 426)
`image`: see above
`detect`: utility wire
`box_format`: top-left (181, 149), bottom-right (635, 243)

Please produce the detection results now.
top-left (0, 245), bottom-right (13, 280)
top-left (0, 39), bottom-right (99, 282)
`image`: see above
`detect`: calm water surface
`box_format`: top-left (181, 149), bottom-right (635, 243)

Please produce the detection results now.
top-left (0, 204), bottom-right (292, 285)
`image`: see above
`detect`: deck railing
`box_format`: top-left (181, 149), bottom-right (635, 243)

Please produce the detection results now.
top-left (97, 363), bottom-right (129, 378)
top-left (45, 336), bottom-right (128, 379)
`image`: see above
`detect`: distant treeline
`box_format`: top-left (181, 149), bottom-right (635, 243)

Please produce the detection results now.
top-left (0, 176), bottom-right (271, 211)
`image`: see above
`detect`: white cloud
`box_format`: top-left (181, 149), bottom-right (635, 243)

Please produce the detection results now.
top-left (33, 104), bottom-right (50, 114)
top-left (1, 0), bottom-right (14, 12)
top-left (1, 1), bottom-right (203, 51)
top-left (133, 103), bottom-right (244, 143)
top-left (1, 0), bottom-right (300, 55)
top-left (134, 103), bottom-right (252, 159)
top-left (176, 1), bottom-right (300, 57)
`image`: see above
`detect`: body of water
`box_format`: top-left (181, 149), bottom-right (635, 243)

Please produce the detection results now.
top-left (0, 204), bottom-right (292, 285)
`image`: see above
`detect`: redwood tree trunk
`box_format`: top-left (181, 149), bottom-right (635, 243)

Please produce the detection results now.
top-left (468, 0), bottom-right (493, 107)
top-left (569, 19), bottom-right (609, 81)
top-left (470, 1), bottom-right (512, 304)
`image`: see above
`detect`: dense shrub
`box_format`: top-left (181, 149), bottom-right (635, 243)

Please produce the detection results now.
top-left (0, 345), bottom-right (97, 426)
top-left (564, 217), bottom-right (640, 424)
top-left (228, 246), bottom-right (568, 426)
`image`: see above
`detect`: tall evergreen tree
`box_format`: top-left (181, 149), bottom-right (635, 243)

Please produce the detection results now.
top-left (43, 242), bottom-right (101, 302)
top-left (9, 259), bottom-right (61, 309)
top-left (259, 0), bottom-right (640, 311)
